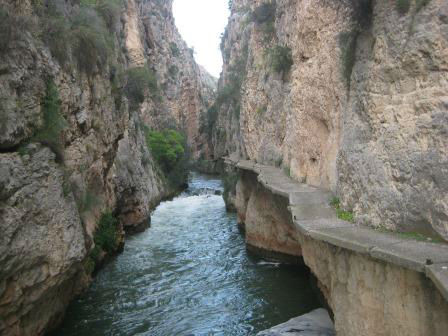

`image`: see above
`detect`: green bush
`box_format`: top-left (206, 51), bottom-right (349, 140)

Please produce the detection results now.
top-left (145, 128), bottom-right (189, 187)
top-left (267, 45), bottom-right (293, 74)
top-left (145, 129), bottom-right (184, 171)
top-left (396, 0), bottom-right (411, 14)
top-left (43, 15), bottom-right (71, 67)
top-left (339, 31), bottom-right (358, 88)
top-left (125, 66), bottom-right (158, 107)
top-left (34, 80), bottom-right (67, 163)
top-left (251, 1), bottom-right (277, 40)
top-left (168, 65), bottom-right (179, 78)
top-left (416, 0), bottom-right (431, 12)
top-left (0, 6), bottom-right (33, 55)
top-left (85, 211), bottom-right (119, 274)
top-left (170, 42), bottom-right (180, 57)
top-left (330, 197), bottom-right (354, 223)
top-left (39, 0), bottom-right (121, 72)
top-left (110, 65), bottom-right (124, 110)
top-left (71, 7), bottom-right (112, 75)
top-left (251, 2), bottom-right (276, 24)
top-left (94, 212), bottom-right (119, 253)
top-left (95, 0), bottom-right (122, 32)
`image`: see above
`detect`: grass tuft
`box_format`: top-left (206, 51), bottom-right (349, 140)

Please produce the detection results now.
top-left (330, 197), bottom-right (355, 223)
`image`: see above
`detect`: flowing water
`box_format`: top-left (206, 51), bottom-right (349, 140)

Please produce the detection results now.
top-left (57, 173), bottom-right (320, 336)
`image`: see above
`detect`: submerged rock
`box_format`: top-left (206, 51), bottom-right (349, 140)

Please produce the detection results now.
top-left (257, 309), bottom-right (335, 336)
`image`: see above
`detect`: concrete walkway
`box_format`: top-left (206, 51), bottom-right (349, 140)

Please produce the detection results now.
top-left (257, 308), bottom-right (335, 336)
top-left (225, 157), bottom-right (448, 303)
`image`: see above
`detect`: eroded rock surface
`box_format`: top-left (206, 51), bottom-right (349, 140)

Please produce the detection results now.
top-left (0, 0), bottom-right (215, 334)
top-left (215, 0), bottom-right (448, 239)
top-left (0, 147), bottom-right (87, 335)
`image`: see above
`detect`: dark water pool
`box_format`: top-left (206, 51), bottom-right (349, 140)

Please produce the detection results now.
top-left (56, 173), bottom-right (320, 335)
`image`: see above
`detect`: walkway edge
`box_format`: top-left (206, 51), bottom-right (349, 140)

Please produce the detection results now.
top-left (225, 157), bottom-right (448, 302)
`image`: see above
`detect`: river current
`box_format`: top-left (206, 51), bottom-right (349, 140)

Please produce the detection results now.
top-left (56, 173), bottom-right (320, 335)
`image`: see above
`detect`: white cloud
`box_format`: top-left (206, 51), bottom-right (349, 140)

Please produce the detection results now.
top-left (173, 0), bottom-right (230, 78)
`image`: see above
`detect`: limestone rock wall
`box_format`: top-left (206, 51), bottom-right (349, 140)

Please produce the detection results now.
top-left (0, 0), bottom-right (215, 334)
top-left (338, 0), bottom-right (448, 239)
top-left (215, 0), bottom-right (448, 240)
top-left (235, 171), bottom-right (302, 259)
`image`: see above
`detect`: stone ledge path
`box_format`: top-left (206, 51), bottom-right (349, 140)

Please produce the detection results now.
top-left (225, 157), bottom-right (448, 303)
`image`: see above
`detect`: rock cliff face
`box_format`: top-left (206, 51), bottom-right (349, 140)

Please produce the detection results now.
top-left (214, 0), bottom-right (448, 240)
top-left (0, 0), bottom-right (215, 335)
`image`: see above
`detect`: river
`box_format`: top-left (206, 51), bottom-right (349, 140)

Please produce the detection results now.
top-left (56, 173), bottom-right (321, 335)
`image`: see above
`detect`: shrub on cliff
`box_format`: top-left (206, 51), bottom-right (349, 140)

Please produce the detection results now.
top-left (71, 7), bottom-right (112, 75)
top-left (251, 1), bottom-right (276, 24)
top-left (146, 130), bottom-right (185, 171)
top-left (168, 65), bottom-right (179, 78)
top-left (145, 129), bottom-right (189, 187)
top-left (95, 0), bottom-right (123, 32)
top-left (86, 211), bottom-right (120, 274)
top-left (0, 6), bottom-right (34, 55)
top-left (94, 212), bottom-right (119, 253)
top-left (267, 45), bottom-right (293, 75)
top-left (125, 66), bottom-right (158, 107)
top-left (251, 1), bottom-right (277, 41)
top-left (34, 80), bottom-right (67, 163)
top-left (396, 0), bottom-right (411, 14)
top-left (339, 31), bottom-right (358, 88)
top-left (170, 42), bottom-right (181, 57)
top-left (43, 15), bottom-right (71, 67)
top-left (39, 1), bottom-right (120, 74)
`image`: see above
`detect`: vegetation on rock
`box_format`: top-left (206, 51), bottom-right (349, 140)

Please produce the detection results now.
top-left (0, 6), bottom-right (32, 55)
top-left (396, 0), bottom-right (411, 14)
top-left (145, 128), bottom-right (189, 187)
top-left (170, 42), bottom-right (181, 57)
top-left (86, 212), bottom-right (120, 274)
top-left (339, 31), bottom-right (358, 88)
top-left (330, 197), bottom-right (354, 223)
top-left (34, 80), bottom-right (67, 163)
top-left (125, 66), bottom-right (158, 107)
top-left (71, 6), bottom-right (113, 75)
top-left (251, 1), bottom-right (276, 41)
top-left (266, 45), bottom-right (293, 75)
top-left (250, 1), bottom-right (276, 24)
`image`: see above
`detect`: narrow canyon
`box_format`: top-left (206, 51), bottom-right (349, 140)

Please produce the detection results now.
top-left (0, 0), bottom-right (447, 335)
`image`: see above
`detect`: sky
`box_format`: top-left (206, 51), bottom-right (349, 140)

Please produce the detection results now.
top-left (173, 0), bottom-right (230, 78)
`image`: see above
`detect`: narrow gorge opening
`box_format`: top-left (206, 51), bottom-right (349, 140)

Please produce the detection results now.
top-left (42, 0), bottom-right (329, 335)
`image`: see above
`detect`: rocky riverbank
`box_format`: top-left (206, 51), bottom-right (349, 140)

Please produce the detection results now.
top-left (0, 0), bottom-right (215, 334)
